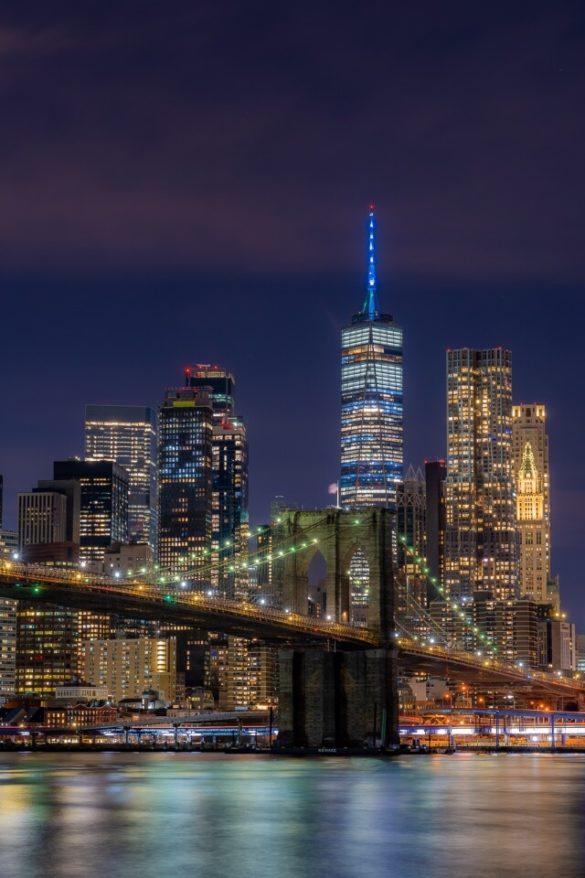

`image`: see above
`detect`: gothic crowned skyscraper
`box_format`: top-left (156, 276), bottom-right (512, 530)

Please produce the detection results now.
top-left (340, 206), bottom-right (404, 509)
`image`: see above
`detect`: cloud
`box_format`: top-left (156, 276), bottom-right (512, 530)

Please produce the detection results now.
top-left (0, 3), bottom-right (584, 280)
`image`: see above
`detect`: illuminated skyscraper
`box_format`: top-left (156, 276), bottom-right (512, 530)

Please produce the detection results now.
top-left (512, 404), bottom-right (551, 603)
top-left (158, 388), bottom-right (213, 576)
top-left (53, 459), bottom-right (129, 566)
top-left (184, 365), bottom-right (249, 599)
top-left (85, 405), bottom-right (157, 552)
top-left (340, 206), bottom-right (403, 508)
top-left (445, 348), bottom-right (517, 602)
top-left (184, 365), bottom-right (250, 706)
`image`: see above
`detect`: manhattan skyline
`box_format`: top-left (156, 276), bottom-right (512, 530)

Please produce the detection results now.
top-left (1, 3), bottom-right (585, 628)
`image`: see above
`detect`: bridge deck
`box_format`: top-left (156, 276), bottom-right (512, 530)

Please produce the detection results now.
top-left (1, 561), bottom-right (583, 698)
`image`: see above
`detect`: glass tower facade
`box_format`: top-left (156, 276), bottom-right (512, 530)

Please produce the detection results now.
top-left (53, 459), bottom-right (129, 566)
top-left (157, 388), bottom-right (213, 576)
top-left (85, 405), bottom-right (157, 552)
top-left (340, 207), bottom-right (403, 509)
top-left (184, 365), bottom-right (249, 600)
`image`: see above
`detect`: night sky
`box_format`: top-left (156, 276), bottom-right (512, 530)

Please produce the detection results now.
top-left (2, 3), bottom-right (585, 623)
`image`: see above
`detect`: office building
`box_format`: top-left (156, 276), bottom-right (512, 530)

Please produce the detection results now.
top-left (83, 637), bottom-right (177, 703)
top-left (18, 491), bottom-right (67, 549)
top-left (512, 404), bottom-right (551, 603)
top-left (340, 206), bottom-right (403, 509)
top-left (184, 364), bottom-right (249, 598)
top-left (103, 542), bottom-right (154, 576)
top-left (85, 405), bottom-right (157, 551)
top-left (395, 467), bottom-right (427, 633)
top-left (0, 529), bottom-right (18, 559)
top-left (53, 459), bottom-right (129, 565)
top-left (425, 459), bottom-right (447, 592)
top-left (445, 348), bottom-right (517, 603)
top-left (158, 388), bottom-right (213, 575)
top-left (540, 618), bottom-right (576, 672)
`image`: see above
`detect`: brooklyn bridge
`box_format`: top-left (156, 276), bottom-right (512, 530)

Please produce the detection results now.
top-left (1, 508), bottom-right (582, 750)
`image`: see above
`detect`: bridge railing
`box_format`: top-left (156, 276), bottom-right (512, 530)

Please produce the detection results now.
top-left (1, 560), bottom-right (377, 645)
top-left (396, 635), bottom-right (584, 692)
top-left (3, 559), bottom-right (584, 690)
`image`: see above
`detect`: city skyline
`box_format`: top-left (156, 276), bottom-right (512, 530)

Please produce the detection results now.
top-left (1, 210), bottom-right (582, 624)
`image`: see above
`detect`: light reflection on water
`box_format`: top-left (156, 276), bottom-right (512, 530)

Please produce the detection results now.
top-left (1, 752), bottom-right (585, 878)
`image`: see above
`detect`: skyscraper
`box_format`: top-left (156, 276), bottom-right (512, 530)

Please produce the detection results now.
top-left (184, 365), bottom-right (249, 598)
top-left (512, 404), bottom-right (551, 603)
top-left (53, 459), bottom-right (129, 565)
top-left (340, 206), bottom-right (403, 509)
top-left (184, 365), bottom-right (250, 707)
top-left (425, 459), bottom-right (447, 591)
top-left (396, 466), bottom-right (427, 634)
top-left (445, 348), bottom-right (517, 603)
top-left (85, 405), bottom-right (157, 552)
top-left (158, 387), bottom-right (213, 576)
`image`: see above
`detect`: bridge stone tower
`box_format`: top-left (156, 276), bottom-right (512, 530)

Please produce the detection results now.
top-left (276, 508), bottom-right (398, 751)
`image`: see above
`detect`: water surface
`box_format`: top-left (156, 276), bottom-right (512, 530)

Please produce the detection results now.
top-left (1, 752), bottom-right (584, 878)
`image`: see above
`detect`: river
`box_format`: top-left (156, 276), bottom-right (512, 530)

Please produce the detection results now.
top-left (1, 752), bottom-right (584, 878)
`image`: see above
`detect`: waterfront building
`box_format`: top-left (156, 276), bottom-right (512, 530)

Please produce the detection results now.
top-left (539, 617), bottom-right (576, 672)
top-left (54, 683), bottom-right (109, 701)
top-left (82, 637), bottom-right (178, 703)
top-left (157, 388), bottom-right (213, 576)
top-left (340, 206), bottom-right (403, 509)
top-left (16, 605), bottom-right (78, 695)
top-left (512, 404), bottom-right (551, 603)
top-left (0, 599), bottom-right (16, 695)
top-left (53, 459), bottom-right (129, 566)
top-left (445, 348), bottom-right (517, 603)
top-left (85, 405), bottom-right (157, 552)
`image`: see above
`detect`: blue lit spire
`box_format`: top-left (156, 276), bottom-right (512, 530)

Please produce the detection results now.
top-left (362, 203), bottom-right (380, 320)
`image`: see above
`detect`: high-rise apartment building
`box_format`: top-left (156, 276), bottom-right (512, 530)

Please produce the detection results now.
top-left (83, 637), bottom-right (177, 703)
top-left (0, 600), bottom-right (16, 695)
top-left (445, 348), bottom-right (517, 603)
top-left (16, 605), bottom-right (78, 695)
top-left (85, 405), bottom-right (157, 552)
top-left (158, 388), bottom-right (213, 575)
top-left (53, 459), bottom-right (129, 565)
top-left (340, 207), bottom-right (403, 508)
top-left (512, 404), bottom-right (551, 603)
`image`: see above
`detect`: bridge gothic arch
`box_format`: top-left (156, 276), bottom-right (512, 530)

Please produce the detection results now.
top-left (279, 507), bottom-right (394, 640)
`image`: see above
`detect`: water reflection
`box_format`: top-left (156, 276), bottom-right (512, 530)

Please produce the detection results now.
top-left (1, 753), bottom-right (585, 878)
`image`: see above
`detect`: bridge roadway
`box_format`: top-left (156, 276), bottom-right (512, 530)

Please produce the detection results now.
top-left (1, 560), bottom-right (583, 698)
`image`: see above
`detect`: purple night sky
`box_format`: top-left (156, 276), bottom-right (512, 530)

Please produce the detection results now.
top-left (1, 3), bottom-right (585, 623)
